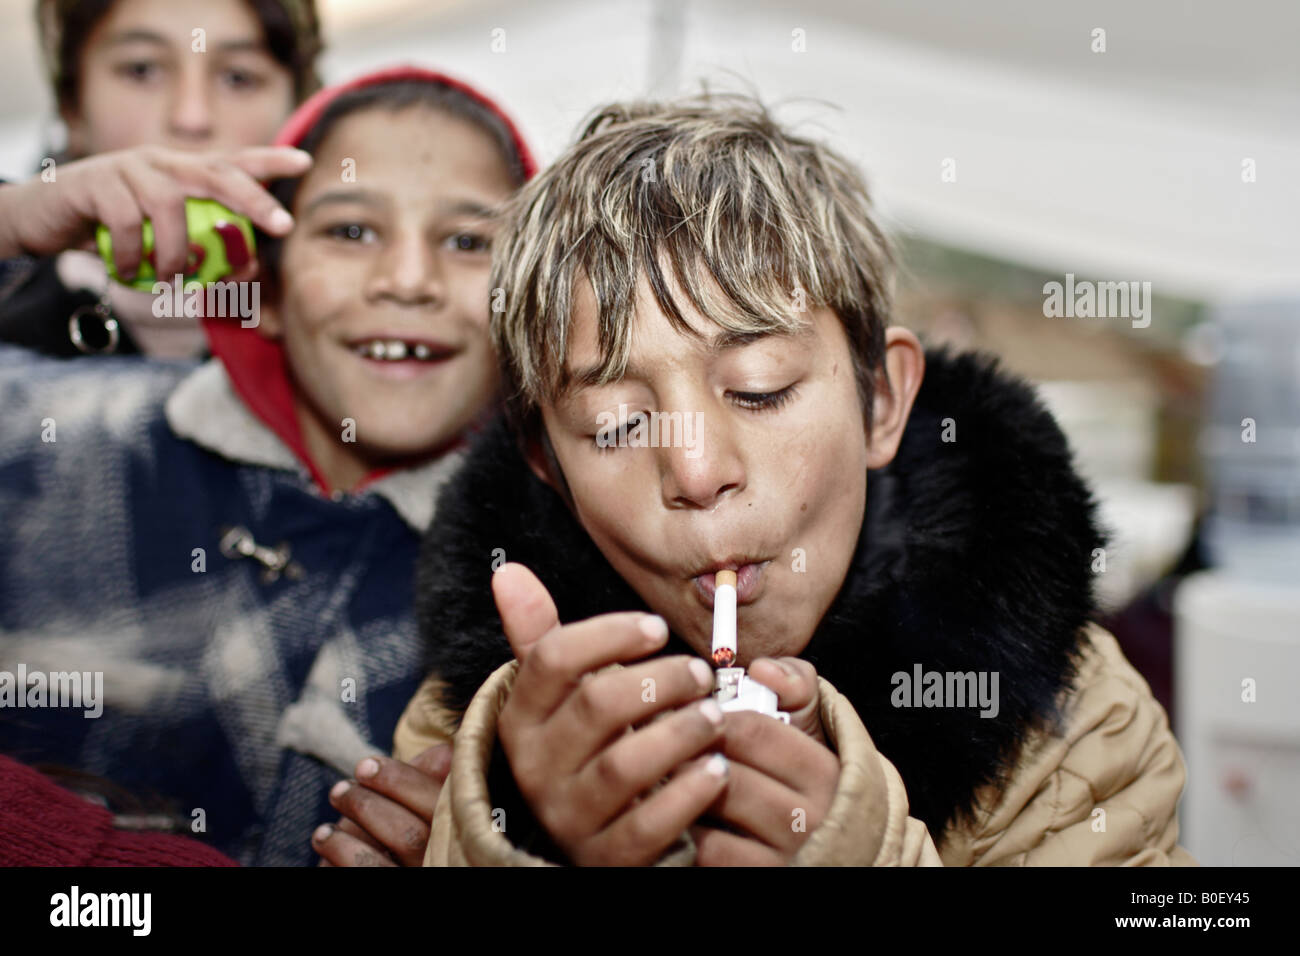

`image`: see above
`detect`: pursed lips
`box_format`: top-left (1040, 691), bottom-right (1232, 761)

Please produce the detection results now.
top-left (692, 559), bottom-right (770, 607)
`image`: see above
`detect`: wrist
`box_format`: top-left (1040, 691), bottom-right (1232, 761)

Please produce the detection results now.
top-left (487, 735), bottom-right (571, 864)
top-left (0, 182), bottom-right (31, 258)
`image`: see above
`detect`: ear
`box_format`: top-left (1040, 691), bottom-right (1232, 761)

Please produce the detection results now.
top-left (522, 437), bottom-right (553, 489)
top-left (864, 327), bottom-right (925, 469)
top-left (523, 428), bottom-right (557, 488)
top-left (255, 291), bottom-right (284, 341)
top-left (61, 107), bottom-right (87, 159)
top-left (523, 422), bottom-right (578, 510)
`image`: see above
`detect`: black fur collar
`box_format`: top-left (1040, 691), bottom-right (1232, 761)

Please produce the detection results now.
top-left (416, 347), bottom-right (1104, 841)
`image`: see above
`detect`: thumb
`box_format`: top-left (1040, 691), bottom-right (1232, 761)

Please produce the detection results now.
top-left (491, 562), bottom-right (560, 662)
top-left (748, 657), bottom-right (825, 744)
top-left (410, 742), bottom-right (453, 782)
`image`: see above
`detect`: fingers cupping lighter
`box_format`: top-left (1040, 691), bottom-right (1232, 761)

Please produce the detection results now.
top-left (710, 570), bottom-right (789, 724)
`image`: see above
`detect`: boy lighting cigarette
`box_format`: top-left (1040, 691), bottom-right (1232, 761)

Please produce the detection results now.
top-left (397, 94), bottom-right (1194, 868)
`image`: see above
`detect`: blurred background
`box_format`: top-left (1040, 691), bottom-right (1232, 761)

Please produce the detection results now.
top-left (1, 0), bottom-right (1296, 865)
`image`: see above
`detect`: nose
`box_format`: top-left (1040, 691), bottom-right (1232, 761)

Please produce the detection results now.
top-left (658, 409), bottom-right (746, 510)
top-left (367, 230), bottom-right (444, 306)
top-left (167, 65), bottom-right (215, 144)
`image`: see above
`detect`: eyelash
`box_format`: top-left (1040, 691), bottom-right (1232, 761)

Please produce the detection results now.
top-left (729, 384), bottom-right (798, 411)
top-left (112, 62), bottom-right (265, 89)
top-left (592, 420), bottom-right (633, 452)
top-left (320, 226), bottom-right (491, 249)
top-left (588, 384), bottom-right (798, 450)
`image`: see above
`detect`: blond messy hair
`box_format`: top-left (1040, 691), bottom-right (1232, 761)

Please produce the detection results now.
top-left (490, 93), bottom-right (895, 434)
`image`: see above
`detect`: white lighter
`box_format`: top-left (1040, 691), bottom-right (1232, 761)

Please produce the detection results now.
top-left (710, 569), bottom-right (790, 723)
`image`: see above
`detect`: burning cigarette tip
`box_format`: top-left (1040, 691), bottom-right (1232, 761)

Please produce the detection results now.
top-left (712, 569), bottom-right (738, 669)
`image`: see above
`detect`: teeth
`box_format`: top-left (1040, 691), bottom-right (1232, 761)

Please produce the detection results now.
top-left (356, 339), bottom-right (447, 361)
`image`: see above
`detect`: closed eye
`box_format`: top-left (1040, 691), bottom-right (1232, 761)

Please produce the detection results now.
top-left (729, 384), bottom-right (798, 411)
top-left (592, 418), bottom-right (633, 451)
top-left (591, 411), bottom-right (649, 451)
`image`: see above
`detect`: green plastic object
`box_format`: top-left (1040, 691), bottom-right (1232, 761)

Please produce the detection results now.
top-left (96, 198), bottom-right (256, 291)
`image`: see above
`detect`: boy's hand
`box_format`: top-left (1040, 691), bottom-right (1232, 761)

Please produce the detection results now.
top-left (748, 657), bottom-right (827, 745)
top-left (494, 562), bottom-right (730, 866)
top-left (312, 744), bottom-right (451, 867)
top-left (0, 145), bottom-right (311, 276)
top-left (691, 659), bottom-right (840, 865)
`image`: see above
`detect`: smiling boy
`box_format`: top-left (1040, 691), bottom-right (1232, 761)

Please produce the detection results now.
top-left (396, 95), bottom-right (1194, 866)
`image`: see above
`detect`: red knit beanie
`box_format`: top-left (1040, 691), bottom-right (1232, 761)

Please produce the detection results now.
top-left (0, 755), bottom-right (237, 867)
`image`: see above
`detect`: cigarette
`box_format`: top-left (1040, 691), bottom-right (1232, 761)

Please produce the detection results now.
top-left (711, 570), bottom-right (737, 667)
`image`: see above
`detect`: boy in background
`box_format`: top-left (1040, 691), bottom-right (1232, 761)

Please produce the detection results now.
top-left (0, 67), bottom-right (534, 865)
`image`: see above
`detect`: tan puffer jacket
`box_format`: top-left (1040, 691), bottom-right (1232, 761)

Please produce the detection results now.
top-left (393, 624), bottom-right (1195, 866)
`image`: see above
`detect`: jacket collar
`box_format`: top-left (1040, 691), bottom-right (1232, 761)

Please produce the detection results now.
top-left (165, 359), bottom-right (463, 531)
top-left (415, 347), bottom-right (1106, 838)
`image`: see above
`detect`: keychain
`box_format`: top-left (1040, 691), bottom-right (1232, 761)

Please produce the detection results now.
top-left (67, 283), bottom-right (119, 354)
top-left (96, 198), bottom-right (255, 292)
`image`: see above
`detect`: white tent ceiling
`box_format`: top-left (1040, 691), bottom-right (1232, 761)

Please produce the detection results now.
top-left (1, 0), bottom-right (1294, 301)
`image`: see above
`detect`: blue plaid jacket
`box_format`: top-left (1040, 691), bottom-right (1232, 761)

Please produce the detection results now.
top-left (0, 345), bottom-right (462, 864)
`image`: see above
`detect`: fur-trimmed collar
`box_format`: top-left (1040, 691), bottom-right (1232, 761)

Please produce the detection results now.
top-left (415, 348), bottom-right (1105, 839)
top-left (165, 359), bottom-right (464, 532)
